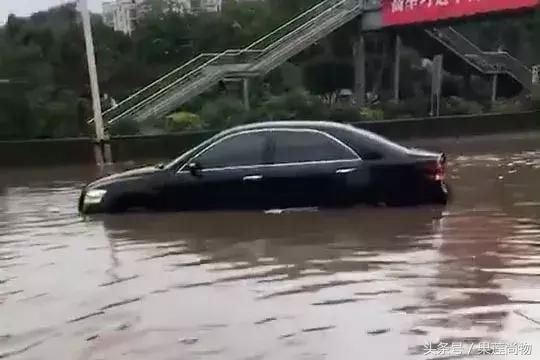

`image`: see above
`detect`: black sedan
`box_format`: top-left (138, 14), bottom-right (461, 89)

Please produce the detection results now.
top-left (79, 121), bottom-right (449, 214)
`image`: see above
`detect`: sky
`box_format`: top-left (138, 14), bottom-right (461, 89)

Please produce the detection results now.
top-left (0, 0), bottom-right (102, 24)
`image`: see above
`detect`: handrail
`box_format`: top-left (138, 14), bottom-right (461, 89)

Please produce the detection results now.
top-left (106, 0), bottom-right (355, 125)
top-left (431, 27), bottom-right (532, 89)
top-left (89, 0), bottom-right (338, 125)
top-left (260, 0), bottom-right (357, 56)
top-left (446, 27), bottom-right (483, 53)
top-left (107, 50), bottom-right (260, 124)
top-left (444, 27), bottom-right (531, 75)
top-left (88, 53), bottom-right (214, 124)
top-left (254, 1), bottom-right (362, 68)
top-left (483, 51), bottom-right (532, 72)
top-left (243, 0), bottom-right (331, 51)
top-left (245, 0), bottom-right (352, 60)
top-left (426, 28), bottom-right (496, 73)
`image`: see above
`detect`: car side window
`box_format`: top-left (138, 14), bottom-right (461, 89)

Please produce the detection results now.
top-left (192, 132), bottom-right (268, 169)
top-left (272, 130), bottom-right (358, 164)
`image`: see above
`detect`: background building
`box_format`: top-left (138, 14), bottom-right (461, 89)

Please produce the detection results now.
top-left (190, 0), bottom-right (222, 13)
top-left (101, 1), bottom-right (116, 28)
top-left (102, 0), bottom-right (223, 35)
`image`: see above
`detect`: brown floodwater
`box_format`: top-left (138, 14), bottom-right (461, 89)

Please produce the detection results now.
top-left (1, 133), bottom-right (540, 360)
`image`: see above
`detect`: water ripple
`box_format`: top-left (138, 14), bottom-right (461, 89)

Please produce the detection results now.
top-left (1, 140), bottom-right (540, 359)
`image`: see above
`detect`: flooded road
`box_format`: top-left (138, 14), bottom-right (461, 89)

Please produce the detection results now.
top-left (1, 133), bottom-right (540, 360)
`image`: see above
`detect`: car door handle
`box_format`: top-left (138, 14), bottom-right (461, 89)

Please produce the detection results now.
top-left (336, 168), bottom-right (356, 174)
top-left (243, 175), bottom-right (263, 181)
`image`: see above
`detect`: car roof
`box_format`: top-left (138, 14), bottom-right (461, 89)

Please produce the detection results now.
top-left (221, 120), bottom-right (356, 134)
top-left (220, 120), bottom-right (410, 157)
top-left (165, 120), bottom-right (410, 170)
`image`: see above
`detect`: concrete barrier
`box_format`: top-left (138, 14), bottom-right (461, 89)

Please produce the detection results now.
top-left (352, 110), bottom-right (540, 139)
top-left (0, 110), bottom-right (538, 167)
top-left (0, 137), bottom-right (95, 167)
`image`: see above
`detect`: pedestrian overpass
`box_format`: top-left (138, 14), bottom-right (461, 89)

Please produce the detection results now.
top-left (92, 0), bottom-right (538, 127)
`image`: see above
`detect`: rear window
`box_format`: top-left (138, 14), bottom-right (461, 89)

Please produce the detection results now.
top-left (272, 130), bottom-right (357, 164)
top-left (330, 126), bottom-right (409, 159)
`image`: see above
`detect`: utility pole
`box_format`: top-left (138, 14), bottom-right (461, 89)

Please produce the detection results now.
top-left (393, 34), bottom-right (401, 103)
top-left (490, 74), bottom-right (498, 105)
top-left (242, 78), bottom-right (250, 111)
top-left (353, 21), bottom-right (366, 108)
top-left (79, 0), bottom-right (112, 166)
top-left (430, 54), bottom-right (443, 117)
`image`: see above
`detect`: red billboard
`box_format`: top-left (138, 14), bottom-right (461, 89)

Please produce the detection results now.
top-left (382, 0), bottom-right (539, 26)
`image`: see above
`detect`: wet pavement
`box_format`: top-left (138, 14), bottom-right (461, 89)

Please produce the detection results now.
top-left (1, 132), bottom-right (540, 360)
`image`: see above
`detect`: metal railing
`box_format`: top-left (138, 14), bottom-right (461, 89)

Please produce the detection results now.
top-left (91, 0), bottom-right (356, 125)
top-left (252, 1), bottom-right (362, 74)
top-left (94, 54), bottom-right (218, 124)
top-left (106, 51), bottom-right (260, 124)
top-left (483, 51), bottom-right (533, 89)
top-left (429, 26), bottom-right (532, 88)
top-left (105, 0), bottom-right (364, 125)
top-left (427, 27), bottom-right (496, 73)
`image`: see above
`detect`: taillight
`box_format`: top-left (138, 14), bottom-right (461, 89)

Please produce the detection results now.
top-left (423, 155), bottom-right (446, 181)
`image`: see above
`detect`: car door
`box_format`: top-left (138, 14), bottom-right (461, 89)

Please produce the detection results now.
top-left (157, 130), bottom-right (272, 211)
top-left (263, 129), bottom-right (368, 209)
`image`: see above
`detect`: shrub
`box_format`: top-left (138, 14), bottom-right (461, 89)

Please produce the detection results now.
top-left (490, 99), bottom-right (527, 114)
top-left (441, 96), bottom-right (484, 115)
top-left (108, 119), bottom-right (141, 135)
top-left (259, 88), bottom-right (328, 120)
top-left (532, 85), bottom-right (540, 110)
top-left (327, 106), bottom-right (363, 123)
top-left (199, 96), bottom-right (246, 129)
top-left (377, 98), bottom-right (429, 119)
top-left (359, 107), bottom-right (385, 121)
top-left (166, 111), bottom-right (205, 131)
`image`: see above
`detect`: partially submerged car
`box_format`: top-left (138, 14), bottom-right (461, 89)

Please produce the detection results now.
top-left (79, 121), bottom-right (449, 214)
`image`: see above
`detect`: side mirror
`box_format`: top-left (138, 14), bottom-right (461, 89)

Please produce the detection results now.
top-left (187, 162), bottom-right (202, 176)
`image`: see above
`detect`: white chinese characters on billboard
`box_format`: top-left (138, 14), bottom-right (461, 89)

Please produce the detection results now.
top-left (383, 0), bottom-right (539, 26)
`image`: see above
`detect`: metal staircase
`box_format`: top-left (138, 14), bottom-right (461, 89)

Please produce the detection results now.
top-left (426, 26), bottom-right (532, 91)
top-left (97, 0), bottom-right (364, 126)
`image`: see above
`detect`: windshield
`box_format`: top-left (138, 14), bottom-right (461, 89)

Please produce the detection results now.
top-left (163, 132), bottom-right (222, 170)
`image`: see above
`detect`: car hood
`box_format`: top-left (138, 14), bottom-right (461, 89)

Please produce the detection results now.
top-left (87, 166), bottom-right (162, 189)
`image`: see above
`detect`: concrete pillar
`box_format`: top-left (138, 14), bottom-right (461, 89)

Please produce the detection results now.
top-left (491, 74), bottom-right (498, 104)
top-left (393, 34), bottom-right (402, 103)
top-left (463, 73), bottom-right (472, 97)
top-left (242, 78), bottom-right (250, 111)
top-left (353, 23), bottom-right (366, 107)
top-left (103, 133), bottom-right (113, 164)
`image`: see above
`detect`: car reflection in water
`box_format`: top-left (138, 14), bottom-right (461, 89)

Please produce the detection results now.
top-left (99, 207), bottom-right (446, 280)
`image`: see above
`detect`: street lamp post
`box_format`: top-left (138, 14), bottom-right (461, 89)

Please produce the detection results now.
top-left (79, 0), bottom-right (112, 166)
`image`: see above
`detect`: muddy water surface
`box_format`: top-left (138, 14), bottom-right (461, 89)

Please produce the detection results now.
top-left (1, 133), bottom-right (540, 360)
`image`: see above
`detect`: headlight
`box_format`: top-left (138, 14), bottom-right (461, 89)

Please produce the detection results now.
top-left (84, 189), bottom-right (107, 205)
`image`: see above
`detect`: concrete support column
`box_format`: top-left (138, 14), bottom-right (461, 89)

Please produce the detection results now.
top-left (242, 78), bottom-right (250, 111)
top-left (491, 74), bottom-right (498, 104)
top-left (463, 73), bottom-right (472, 97)
top-left (103, 134), bottom-right (113, 164)
top-left (353, 23), bottom-right (366, 107)
top-left (393, 33), bottom-right (402, 103)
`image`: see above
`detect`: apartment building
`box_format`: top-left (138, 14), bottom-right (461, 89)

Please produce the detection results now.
top-left (102, 0), bottom-right (223, 35)
top-left (190, 0), bottom-right (222, 13)
top-left (101, 0), bottom-right (142, 35)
